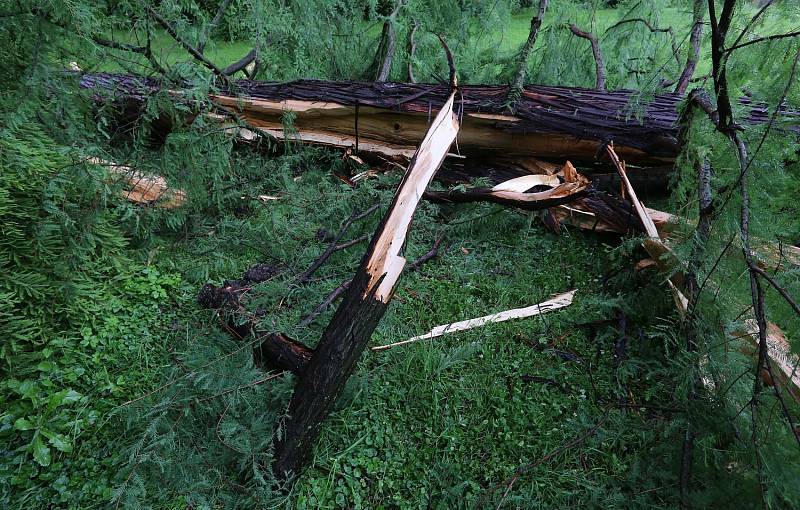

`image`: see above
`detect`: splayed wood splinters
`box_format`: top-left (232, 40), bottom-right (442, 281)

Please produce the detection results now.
top-left (371, 290), bottom-right (576, 352)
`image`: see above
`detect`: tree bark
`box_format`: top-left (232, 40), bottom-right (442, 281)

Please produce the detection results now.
top-left (511, 0), bottom-right (549, 99)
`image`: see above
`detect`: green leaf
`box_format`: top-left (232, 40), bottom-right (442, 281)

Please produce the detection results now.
top-left (41, 429), bottom-right (73, 453)
top-left (48, 389), bottom-right (82, 409)
top-left (13, 417), bottom-right (36, 431)
top-left (32, 435), bottom-right (51, 466)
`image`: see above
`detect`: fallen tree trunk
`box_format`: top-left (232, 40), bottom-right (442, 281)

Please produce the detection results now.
top-left (72, 73), bottom-right (766, 166)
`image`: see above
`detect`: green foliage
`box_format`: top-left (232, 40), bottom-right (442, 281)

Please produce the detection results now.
top-left (2, 0), bottom-right (800, 507)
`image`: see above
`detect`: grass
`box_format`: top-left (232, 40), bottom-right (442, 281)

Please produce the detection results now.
top-left (95, 142), bottom-right (704, 508)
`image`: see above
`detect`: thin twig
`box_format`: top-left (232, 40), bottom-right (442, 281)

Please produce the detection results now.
top-left (296, 204), bottom-right (380, 284)
top-left (493, 410), bottom-right (610, 509)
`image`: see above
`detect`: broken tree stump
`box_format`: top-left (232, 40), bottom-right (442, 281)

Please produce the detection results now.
top-left (272, 75), bottom-right (461, 478)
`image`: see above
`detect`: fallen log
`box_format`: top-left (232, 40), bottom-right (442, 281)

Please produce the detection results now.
top-left (63, 73), bottom-right (729, 166)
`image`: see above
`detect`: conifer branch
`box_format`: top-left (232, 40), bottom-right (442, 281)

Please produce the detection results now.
top-left (606, 17), bottom-right (680, 65)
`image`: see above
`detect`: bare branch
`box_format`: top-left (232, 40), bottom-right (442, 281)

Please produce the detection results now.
top-left (295, 204), bottom-right (380, 285)
top-left (221, 48), bottom-right (257, 77)
top-left (675, 1), bottom-right (705, 94)
top-left (147, 7), bottom-right (231, 84)
top-left (569, 23), bottom-right (606, 90)
top-left (92, 33), bottom-right (166, 75)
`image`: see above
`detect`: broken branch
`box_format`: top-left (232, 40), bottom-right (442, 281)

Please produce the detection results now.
top-left (569, 23), bottom-right (606, 91)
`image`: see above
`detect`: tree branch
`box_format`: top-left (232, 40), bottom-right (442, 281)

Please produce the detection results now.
top-left (569, 23), bottom-right (606, 91)
top-left (221, 48), bottom-right (257, 77)
top-left (510, 0), bottom-right (549, 104)
top-left (407, 21), bottom-right (418, 83)
top-left (147, 7), bottom-right (231, 84)
top-left (675, 0), bottom-right (705, 95)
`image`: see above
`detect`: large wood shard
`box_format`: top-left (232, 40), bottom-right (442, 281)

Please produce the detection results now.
top-left (90, 157), bottom-right (186, 208)
top-left (372, 290), bottom-right (576, 351)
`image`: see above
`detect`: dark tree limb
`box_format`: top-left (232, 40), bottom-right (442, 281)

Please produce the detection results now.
top-left (197, 0), bottom-right (233, 54)
top-left (221, 48), bottom-right (257, 77)
top-left (569, 23), bottom-right (606, 91)
top-left (147, 7), bottom-right (231, 84)
top-left (675, 0), bottom-right (705, 95)
top-left (509, 0), bottom-right (549, 106)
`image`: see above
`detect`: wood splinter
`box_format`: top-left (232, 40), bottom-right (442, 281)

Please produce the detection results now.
top-left (372, 289), bottom-right (576, 351)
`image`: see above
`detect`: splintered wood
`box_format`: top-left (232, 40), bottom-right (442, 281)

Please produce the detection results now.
top-left (372, 290), bottom-right (576, 351)
top-left (605, 144), bottom-right (687, 312)
top-left (363, 90), bottom-right (460, 302)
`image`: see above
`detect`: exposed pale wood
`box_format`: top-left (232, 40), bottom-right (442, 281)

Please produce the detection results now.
top-left (364, 91), bottom-right (460, 302)
top-left (371, 290), bottom-right (575, 351)
top-left (491, 174), bottom-right (560, 192)
top-left (605, 145), bottom-right (686, 311)
top-left (89, 157), bottom-right (186, 208)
